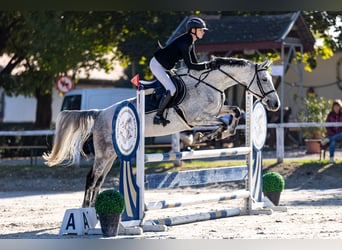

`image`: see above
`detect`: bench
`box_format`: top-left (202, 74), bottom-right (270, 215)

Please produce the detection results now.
top-left (320, 141), bottom-right (342, 160)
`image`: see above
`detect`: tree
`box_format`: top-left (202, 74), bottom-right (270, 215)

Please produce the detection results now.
top-left (0, 11), bottom-right (120, 127)
top-left (301, 11), bottom-right (342, 70)
top-left (0, 11), bottom-right (186, 128)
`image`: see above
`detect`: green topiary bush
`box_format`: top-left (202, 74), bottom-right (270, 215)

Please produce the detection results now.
top-left (262, 172), bottom-right (285, 193)
top-left (95, 189), bottom-right (125, 215)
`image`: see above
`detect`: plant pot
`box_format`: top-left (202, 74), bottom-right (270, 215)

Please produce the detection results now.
top-left (263, 192), bottom-right (281, 206)
top-left (98, 213), bottom-right (121, 237)
top-left (305, 139), bottom-right (321, 154)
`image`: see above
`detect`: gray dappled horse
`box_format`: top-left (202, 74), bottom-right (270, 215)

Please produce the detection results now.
top-left (43, 57), bottom-right (280, 207)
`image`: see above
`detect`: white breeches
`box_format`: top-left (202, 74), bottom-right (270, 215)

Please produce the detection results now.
top-left (149, 57), bottom-right (176, 96)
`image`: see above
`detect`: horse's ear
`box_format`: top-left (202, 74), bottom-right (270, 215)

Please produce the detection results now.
top-left (261, 60), bottom-right (272, 69)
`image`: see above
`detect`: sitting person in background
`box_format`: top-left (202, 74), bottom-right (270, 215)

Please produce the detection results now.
top-left (321, 99), bottom-right (342, 163)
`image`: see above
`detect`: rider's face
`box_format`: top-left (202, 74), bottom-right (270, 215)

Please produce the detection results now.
top-left (191, 28), bottom-right (205, 41)
top-left (196, 28), bottom-right (205, 39)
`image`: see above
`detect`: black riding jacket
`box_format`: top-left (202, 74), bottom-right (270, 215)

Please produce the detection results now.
top-left (154, 32), bottom-right (206, 71)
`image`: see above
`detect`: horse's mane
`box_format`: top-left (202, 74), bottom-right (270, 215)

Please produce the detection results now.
top-left (213, 57), bottom-right (251, 67)
top-left (176, 56), bottom-right (253, 74)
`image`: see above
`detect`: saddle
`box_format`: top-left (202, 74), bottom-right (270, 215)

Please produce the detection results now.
top-left (139, 73), bottom-right (186, 114)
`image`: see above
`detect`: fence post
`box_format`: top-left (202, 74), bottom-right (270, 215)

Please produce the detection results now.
top-left (172, 133), bottom-right (182, 167)
top-left (276, 125), bottom-right (284, 163)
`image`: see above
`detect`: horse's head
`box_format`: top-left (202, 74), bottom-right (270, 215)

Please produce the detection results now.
top-left (210, 58), bottom-right (280, 111)
top-left (247, 60), bottom-right (280, 111)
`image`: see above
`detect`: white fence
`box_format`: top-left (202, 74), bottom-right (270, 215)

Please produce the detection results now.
top-left (0, 130), bottom-right (54, 136)
top-left (268, 122), bottom-right (342, 162)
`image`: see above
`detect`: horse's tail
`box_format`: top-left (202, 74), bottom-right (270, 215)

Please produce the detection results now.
top-left (43, 110), bottom-right (100, 167)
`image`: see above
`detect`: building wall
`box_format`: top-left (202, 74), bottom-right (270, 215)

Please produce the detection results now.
top-left (283, 51), bottom-right (342, 121)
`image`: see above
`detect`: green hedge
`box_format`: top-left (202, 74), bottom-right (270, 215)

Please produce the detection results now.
top-left (262, 172), bottom-right (285, 193)
top-left (95, 189), bottom-right (125, 215)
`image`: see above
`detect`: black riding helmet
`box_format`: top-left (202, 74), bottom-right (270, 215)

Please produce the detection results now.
top-left (186, 17), bottom-right (208, 32)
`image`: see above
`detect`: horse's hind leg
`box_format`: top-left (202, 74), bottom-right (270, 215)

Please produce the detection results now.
top-left (82, 155), bottom-right (116, 207)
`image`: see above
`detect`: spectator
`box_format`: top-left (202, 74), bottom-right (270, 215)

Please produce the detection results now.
top-left (321, 99), bottom-right (342, 163)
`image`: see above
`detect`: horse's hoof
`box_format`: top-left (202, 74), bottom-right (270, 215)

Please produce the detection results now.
top-left (194, 132), bottom-right (204, 143)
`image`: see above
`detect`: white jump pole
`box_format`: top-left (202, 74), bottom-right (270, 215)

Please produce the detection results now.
top-left (245, 90), bottom-right (253, 212)
top-left (136, 87), bottom-right (145, 222)
top-left (145, 189), bottom-right (250, 210)
top-left (144, 147), bottom-right (251, 163)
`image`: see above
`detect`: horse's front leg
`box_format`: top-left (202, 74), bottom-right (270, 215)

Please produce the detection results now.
top-left (218, 105), bottom-right (242, 139)
top-left (218, 105), bottom-right (241, 118)
top-left (190, 106), bottom-right (242, 143)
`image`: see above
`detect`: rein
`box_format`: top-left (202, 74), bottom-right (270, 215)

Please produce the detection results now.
top-left (175, 70), bottom-right (225, 125)
top-left (178, 70), bottom-right (224, 94)
top-left (179, 62), bottom-right (275, 103)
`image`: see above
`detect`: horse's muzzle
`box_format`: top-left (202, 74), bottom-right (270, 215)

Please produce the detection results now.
top-left (264, 98), bottom-right (280, 112)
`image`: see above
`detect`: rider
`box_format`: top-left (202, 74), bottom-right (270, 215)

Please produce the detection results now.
top-left (150, 16), bottom-right (218, 126)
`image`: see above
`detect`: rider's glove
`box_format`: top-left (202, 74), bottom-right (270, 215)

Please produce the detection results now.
top-left (206, 60), bottom-right (219, 70)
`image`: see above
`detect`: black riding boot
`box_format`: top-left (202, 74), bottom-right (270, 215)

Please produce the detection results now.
top-left (153, 90), bottom-right (172, 126)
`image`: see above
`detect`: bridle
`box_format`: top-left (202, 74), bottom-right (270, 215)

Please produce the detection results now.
top-left (217, 63), bottom-right (276, 102)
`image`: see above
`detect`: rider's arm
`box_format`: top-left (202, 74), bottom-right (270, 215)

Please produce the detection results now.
top-left (180, 43), bottom-right (207, 71)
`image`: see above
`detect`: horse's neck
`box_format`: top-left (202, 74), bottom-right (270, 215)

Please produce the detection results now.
top-left (177, 65), bottom-right (252, 91)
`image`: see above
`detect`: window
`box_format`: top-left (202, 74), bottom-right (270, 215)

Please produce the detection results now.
top-left (61, 95), bottom-right (81, 111)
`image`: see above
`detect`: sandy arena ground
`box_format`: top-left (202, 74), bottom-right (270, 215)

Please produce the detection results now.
top-left (0, 154), bottom-right (341, 239)
top-left (1, 186), bottom-right (342, 239)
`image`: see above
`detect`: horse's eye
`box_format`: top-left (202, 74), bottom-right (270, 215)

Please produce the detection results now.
top-left (262, 78), bottom-right (267, 81)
